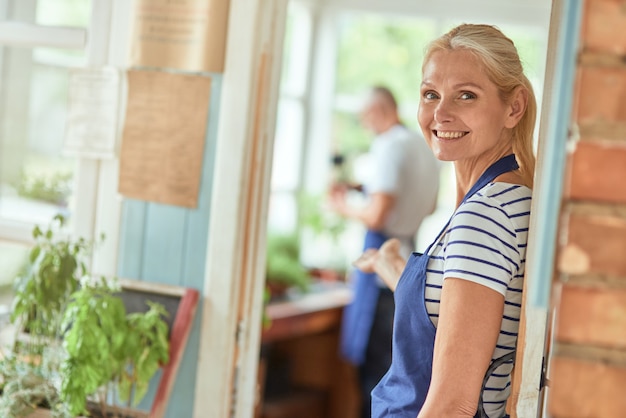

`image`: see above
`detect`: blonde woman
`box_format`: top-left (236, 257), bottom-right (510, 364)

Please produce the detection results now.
top-left (356, 24), bottom-right (536, 418)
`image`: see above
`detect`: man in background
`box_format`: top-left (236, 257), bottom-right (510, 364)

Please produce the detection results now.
top-left (328, 86), bottom-right (440, 418)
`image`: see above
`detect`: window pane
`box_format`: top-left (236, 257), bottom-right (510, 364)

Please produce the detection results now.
top-left (271, 98), bottom-right (304, 191)
top-left (35, 0), bottom-right (92, 27)
top-left (333, 13), bottom-right (438, 156)
top-left (280, 2), bottom-right (312, 97)
top-left (33, 45), bottom-right (86, 66)
top-left (0, 48), bottom-right (76, 228)
top-left (267, 192), bottom-right (298, 234)
top-left (34, 0), bottom-right (92, 64)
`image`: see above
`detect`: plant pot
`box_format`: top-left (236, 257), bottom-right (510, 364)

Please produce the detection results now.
top-left (27, 404), bottom-right (148, 418)
top-left (26, 409), bottom-right (51, 418)
top-left (266, 281), bottom-right (290, 301)
top-left (308, 268), bottom-right (346, 282)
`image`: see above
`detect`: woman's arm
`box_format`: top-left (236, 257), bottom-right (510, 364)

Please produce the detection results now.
top-left (352, 238), bottom-right (406, 291)
top-left (418, 278), bottom-right (505, 418)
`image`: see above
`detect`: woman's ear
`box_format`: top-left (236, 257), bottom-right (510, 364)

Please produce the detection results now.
top-left (504, 87), bottom-right (528, 129)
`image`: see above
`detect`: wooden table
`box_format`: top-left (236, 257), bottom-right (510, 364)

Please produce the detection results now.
top-left (262, 282), bottom-right (352, 343)
top-left (259, 281), bottom-right (359, 418)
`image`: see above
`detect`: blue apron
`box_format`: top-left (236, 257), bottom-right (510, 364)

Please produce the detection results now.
top-left (340, 229), bottom-right (389, 365)
top-left (371, 154), bottom-right (519, 418)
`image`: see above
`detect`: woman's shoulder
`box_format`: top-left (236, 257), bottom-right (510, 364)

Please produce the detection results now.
top-left (453, 182), bottom-right (532, 230)
top-left (468, 182), bottom-right (532, 211)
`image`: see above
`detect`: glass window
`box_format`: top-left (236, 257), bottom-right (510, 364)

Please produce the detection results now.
top-left (271, 99), bottom-right (305, 192)
top-left (268, 2), bottom-right (313, 236)
top-left (0, 0), bottom-right (92, 240)
top-left (328, 13), bottom-right (443, 256)
top-left (333, 13), bottom-right (438, 158)
top-left (0, 55), bottom-right (75, 226)
top-left (267, 192), bottom-right (298, 234)
top-left (280, 2), bottom-right (312, 97)
top-left (34, 0), bottom-right (91, 66)
top-left (35, 0), bottom-right (92, 27)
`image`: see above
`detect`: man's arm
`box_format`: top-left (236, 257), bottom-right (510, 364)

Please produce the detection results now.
top-left (329, 190), bottom-right (395, 231)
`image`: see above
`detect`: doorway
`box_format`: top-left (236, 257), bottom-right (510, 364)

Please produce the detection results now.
top-left (196, 1), bottom-right (564, 417)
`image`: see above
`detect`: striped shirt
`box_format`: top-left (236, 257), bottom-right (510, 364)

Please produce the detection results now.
top-left (424, 182), bottom-right (532, 418)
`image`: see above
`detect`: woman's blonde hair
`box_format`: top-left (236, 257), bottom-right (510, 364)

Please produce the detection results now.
top-left (423, 24), bottom-right (537, 187)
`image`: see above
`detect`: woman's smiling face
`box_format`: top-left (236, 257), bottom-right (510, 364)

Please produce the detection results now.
top-left (418, 49), bottom-right (517, 165)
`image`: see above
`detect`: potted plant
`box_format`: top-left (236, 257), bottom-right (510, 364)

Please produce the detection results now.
top-left (10, 215), bottom-right (90, 353)
top-left (1, 214), bottom-right (91, 417)
top-left (265, 232), bottom-right (310, 300)
top-left (297, 193), bottom-right (348, 281)
top-left (0, 216), bottom-right (170, 418)
top-left (59, 277), bottom-right (169, 417)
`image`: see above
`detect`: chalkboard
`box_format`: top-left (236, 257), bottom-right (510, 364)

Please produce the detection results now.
top-left (116, 288), bottom-right (181, 338)
top-left (117, 278), bottom-right (200, 418)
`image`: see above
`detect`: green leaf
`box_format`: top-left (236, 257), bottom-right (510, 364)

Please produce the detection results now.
top-left (29, 246), bottom-right (41, 263)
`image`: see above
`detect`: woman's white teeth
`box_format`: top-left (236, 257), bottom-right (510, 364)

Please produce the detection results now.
top-left (437, 131), bottom-right (466, 139)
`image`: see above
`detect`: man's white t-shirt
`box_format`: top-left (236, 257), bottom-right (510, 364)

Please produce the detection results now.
top-left (362, 124), bottom-right (440, 251)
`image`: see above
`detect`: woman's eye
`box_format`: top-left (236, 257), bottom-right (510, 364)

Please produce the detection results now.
top-left (460, 92), bottom-right (476, 100)
top-left (423, 91), bottom-right (439, 100)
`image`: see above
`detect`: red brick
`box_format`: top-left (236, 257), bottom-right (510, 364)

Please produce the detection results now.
top-left (556, 284), bottom-right (626, 348)
top-left (562, 212), bottom-right (626, 277)
top-left (574, 66), bottom-right (626, 124)
top-left (567, 141), bottom-right (626, 204)
top-left (581, 0), bottom-right (626, 55)
top-left (549, 356), bottom-right (626, 417)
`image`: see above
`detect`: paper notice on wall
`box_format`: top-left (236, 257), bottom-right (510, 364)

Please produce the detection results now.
top-left (63, 67), bottom-right (120, 158)
top-left (130, 0), bottom-right (229, 72)
top-left (118, 70), bottom-right (211, 208)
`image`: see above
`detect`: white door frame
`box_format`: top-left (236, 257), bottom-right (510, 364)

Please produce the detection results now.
top-left (196, 1), bottom-right (573, 417)
top-left (194, 1), bottom-right (288, 417)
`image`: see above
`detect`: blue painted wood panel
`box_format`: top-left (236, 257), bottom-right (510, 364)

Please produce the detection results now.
top-left (117, 74), bottom-right (222, 418)
top-left (117, 199), bottom-right (147, 278)
top-left (142, 204), bottom-right (188, 285)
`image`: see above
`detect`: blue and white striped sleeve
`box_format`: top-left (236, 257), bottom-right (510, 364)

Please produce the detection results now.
top-left (442, 198), bottom-right (521, 296)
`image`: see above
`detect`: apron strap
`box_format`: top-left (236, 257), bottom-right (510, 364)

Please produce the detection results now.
top-left (433, 154), bottom-right (520, 417)
top-left (423, 154), bottom-right (519, 257)
top-left (476, 351), bottom-right (516, 418)
top-left (463, 154), bottom-right (518, 206)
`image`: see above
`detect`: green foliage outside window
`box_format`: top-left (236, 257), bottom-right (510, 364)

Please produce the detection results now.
top-left (332, 15), bottom-right (437, 157)
top-left (335, 15), bottom-right (437, 103)
top-left (15, 170), bottom-right (72, 206)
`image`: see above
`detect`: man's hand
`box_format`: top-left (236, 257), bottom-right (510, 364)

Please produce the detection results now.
top-left (353, 238), bottom-right (406, 291)
top-left (327, 183), bottom-right (349, 216)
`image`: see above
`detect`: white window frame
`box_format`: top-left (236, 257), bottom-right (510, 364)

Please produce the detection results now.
top-left (0, 0), bottom-right (126, 275)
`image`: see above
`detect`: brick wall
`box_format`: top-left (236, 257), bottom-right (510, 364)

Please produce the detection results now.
top-left (548, 1), bottom-right (626, 417)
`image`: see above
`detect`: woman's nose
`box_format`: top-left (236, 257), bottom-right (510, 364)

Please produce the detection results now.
top-left (434, 100), bottom-right (454, 123)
